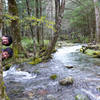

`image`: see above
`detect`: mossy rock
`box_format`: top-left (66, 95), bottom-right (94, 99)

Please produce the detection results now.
top-left (50, 74), bottom-right (57, 80)
top-left (33, 69), bottom-right (40, 75)
top-left (85, 49), bottom-right (95, 56)
top-left (80, 46), bottom-right (87, 53)
top-left (75, 94), bottom-right (89, 100)
top-left (80, 48), bottom-right (83, 52)
top-left (85, 49), bottom-right (100, 58)
top-left (93, 51), bottom-right (100, 58)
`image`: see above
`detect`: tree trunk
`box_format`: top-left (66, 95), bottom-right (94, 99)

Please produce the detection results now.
top-left (26, 0), bottom-right (37, 59)
top-left (93, 0), bottom-right (100, 43)
top-left (0, 0), bottom-right (9, 99)
top-left (40, 0), bottom-right (44, 47)
top-left (43, 0), bottom-right (65, 59)
top-left (8, 0), bottom-right (22, 59)
top-left (35, 0), bottom-right (40, 44)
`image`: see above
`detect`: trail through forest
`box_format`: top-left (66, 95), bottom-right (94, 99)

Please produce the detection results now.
top-left (3, 43), bottom-right (100, 100)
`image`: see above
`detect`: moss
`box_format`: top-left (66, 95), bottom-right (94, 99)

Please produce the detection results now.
top-left (0, 81), bottom-right (9, 99)
top-left (3, 37), bottom-right (52, 67)
top-left (85, 49), bottom-right (95, 56)
top-left (13, 46), bottom-right (19, 58)
top-left (28, 57), bottom-right (42, 65)
top-left (50, 74), bottom-right (57, 80)
top-left (93, 51), bottom-right (100, 58)
top-left (39, 46), bottom-right (47, 54)
top-left (75, 94), bottom-right (89, 100)
top-left (5, 95), bottom-right (10, 100)
top-left (42, 55), bottom-right (52, 62)
top-left (52, 49), bottom-right (57, 53)
top-left (80, 48), bottom-right (83, 52)
top-left (5, 63), bottom-right (12, 70)
top-left (85, 49), bottom-right (100, 58)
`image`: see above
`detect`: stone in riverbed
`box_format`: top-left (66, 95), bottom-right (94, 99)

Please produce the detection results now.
top-left (47, 94), bottom-right (56, 100)
top-left (96, 86), bottom-right (100, 92)
top-left (75, 94), bottom-right (90, 100)
top-left (65, 66), bottom-right (73, 69)
top-left (59, 76), bottom-right (74, 86)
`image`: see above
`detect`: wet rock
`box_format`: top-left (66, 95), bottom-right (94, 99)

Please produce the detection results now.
top-left (96, 86), bottom-right (100, 92)
top-left (57, 43), bottom-right (62, 48)
top-left (65, 66), bottom-right (73, 69)
top-left (39, 97), bottom-right (44, 100)
top-left (37, 89), bottom-right (48, 96)
top-left (33, 69), bottom-right (40, 75)
top-left (75, 94), bottom-right (90, 100)
top-left (50, 74), bottom-right (57, 80)
top-left (47, 94), bottom-right (56, 100)
top-left (86, 45), bottom-right (99, 50)
top-left (59, 76), bottom-right (74, 86)
top-left (17, 68), bottom-right (21, 71)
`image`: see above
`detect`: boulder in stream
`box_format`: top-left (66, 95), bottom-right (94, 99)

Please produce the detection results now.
top-left (59, 76), bottom-right (74, 86)
top-left (96, 86), bottom-right (100, 92)
top-left (65, 66), bottom-right (74, 69)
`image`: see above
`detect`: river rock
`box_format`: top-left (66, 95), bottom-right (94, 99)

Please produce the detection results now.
top-left (65, 66), bottom-right (73, 69)
top-left (59, 76), bottom-right (74, 86)
top-left (47, 94), bottom-right (56, 100)
top-left (96, 86), bottom-right (100, 91)
top-left (75, 94), bottom-right (90, 100)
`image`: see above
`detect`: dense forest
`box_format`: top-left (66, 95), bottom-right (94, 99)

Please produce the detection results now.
top-left (0, 0), bottom-right (100, 100)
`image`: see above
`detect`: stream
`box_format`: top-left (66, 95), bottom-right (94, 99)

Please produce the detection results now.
top-left (3, 44), bottom-right (100, 100)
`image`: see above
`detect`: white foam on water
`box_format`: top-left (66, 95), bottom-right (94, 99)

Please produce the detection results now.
top-left (3, 65), bottom-right (36, 81)
top-left (53, 45), bottom-right (82, 64)
top-left (81, 88), bottom-right (100, 100)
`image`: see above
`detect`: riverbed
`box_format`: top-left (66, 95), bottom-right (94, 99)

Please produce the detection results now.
top-left (3, 44), bottom-right (100, 100)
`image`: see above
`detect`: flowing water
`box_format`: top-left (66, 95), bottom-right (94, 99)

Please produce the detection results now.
top-left (3, 44), bottom-right (100, 100)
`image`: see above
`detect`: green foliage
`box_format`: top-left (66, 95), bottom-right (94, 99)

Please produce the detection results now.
top-left (21, 37), bottom-right (33, 49)
top-left (28, 57), bottom-right (42, 65)
top-left (64, 0), bottom-right (95, 40)
top-left (3, 13), bottom-right (56, 32)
